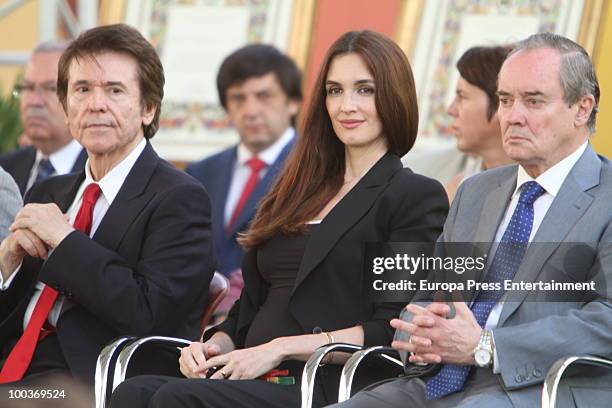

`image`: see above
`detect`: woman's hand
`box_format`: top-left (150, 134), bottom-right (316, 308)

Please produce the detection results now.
top-left (202, 339), bottom-right (286, 380)
top-left (179, 341), bottom-right (222, 379)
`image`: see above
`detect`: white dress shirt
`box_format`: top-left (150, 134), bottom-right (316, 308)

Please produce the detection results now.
top-left (0, 138), bottom-right (147, 330)
top-left (487, 141), bottom-right (588, 372)
top-left (26, 139), bottom-right (84, 190)
top-left (224, 127), bottom-right (295, 226)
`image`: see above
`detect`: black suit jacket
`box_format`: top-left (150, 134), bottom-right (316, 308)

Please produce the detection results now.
top-left (0, 146), bottom-right (88, 196)
top-left (0, 143), bottom-right (216, 383)
top-left (205, 153), bottom-right (449, 397)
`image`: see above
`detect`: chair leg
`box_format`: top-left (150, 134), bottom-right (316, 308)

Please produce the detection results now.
top-left (111, 336), bottom-right (192, 394)
top-left (94, 337), bottom-right (136, 408)
top-left (338, 346), bottom-right (403, 402)
top-left (542, 355), bottom-right (612, 408)
top-left (301, 343), bottom-right (363, 408)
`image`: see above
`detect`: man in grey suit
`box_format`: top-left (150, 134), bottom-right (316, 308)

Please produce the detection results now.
top-left (0, 166), bottom-right (22, 241)
top-left (331, 33), bottom-right (611, 407)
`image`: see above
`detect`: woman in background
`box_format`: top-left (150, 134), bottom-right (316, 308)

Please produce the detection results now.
top-left (111, 30), bottom-right (448, 408)
top-left (444, 45), bottom-right (514, 200)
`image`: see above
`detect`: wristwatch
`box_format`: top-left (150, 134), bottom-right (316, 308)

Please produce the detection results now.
top-left (473, 329), bottom-right (493, 368)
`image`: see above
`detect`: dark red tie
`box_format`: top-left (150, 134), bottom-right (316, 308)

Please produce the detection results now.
top-left (227, 157), bottom-right (266, 232)
top-left (0, 183), bottom-right (102, 383)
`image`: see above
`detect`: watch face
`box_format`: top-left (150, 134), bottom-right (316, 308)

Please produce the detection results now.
top-left (475, 349), bottom-right (491, 366)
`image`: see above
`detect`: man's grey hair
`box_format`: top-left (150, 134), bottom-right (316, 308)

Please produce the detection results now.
top-left (508, 32), bottom-right (600, 133)
top-left (32, 41), bottom-right (70, 54)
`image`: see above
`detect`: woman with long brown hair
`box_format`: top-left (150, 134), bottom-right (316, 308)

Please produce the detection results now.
top-left (111, 30), bottom-right (448, 408)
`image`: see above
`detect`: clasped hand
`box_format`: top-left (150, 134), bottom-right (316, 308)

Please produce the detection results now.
top-left (179, 340), bottom-right (284, 380)
top-left (390, 302), bottom-right (482, 366)
top-left (5, 203), bottom-right (73, 260)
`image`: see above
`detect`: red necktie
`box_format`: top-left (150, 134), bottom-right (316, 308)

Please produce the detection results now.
top-left (0, 183), bottom-right (102, 383)
top-left (227, 157), bottom-right (266, 232)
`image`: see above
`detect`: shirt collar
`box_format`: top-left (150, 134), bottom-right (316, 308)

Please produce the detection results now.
top-left (514, 141), bottom-right (588, 198)
top-left (36, 139), bottom-right (83, 175)
top-left (81, 138), bottom-right (147, 206)
top-left (236, 127), bottom-right (295, 166)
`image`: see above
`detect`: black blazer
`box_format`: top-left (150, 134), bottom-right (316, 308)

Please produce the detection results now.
top-left (0, 143), bottom-right (216, 383)
top-left (205, 153), bottom-right (449, 398)
top-left (0, 146), bottom-right (88, 196)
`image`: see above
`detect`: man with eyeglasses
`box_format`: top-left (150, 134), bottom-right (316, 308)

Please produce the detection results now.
top-left (0, 42), bottom-right (87, 197)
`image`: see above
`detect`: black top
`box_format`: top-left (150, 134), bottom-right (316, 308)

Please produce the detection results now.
top-left (205, 153), bottom-right (449, 398)
top-left (244, 227), bottom-right (315, 348)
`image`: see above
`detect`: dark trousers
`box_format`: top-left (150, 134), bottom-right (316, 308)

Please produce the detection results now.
top-left (0, 333), bottom-right (69, 380)
top-left (110, 374), bottom-right (330, 408)
top-left (0, 334), bottom-right (91, 407)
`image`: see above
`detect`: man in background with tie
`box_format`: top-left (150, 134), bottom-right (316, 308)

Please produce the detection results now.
top-left (0, 24), bottom-right (215, 394)
top-left (331, 33), bottom-right (612, 408)
top-left (186, 44), bottom-right (302, 313)
top-left (0, 42), bottom-right (87, 197)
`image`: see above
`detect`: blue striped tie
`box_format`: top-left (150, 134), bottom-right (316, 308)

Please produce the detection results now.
top-left (34, 158), bottom-right (55, 185)
top-left (425, 181), bottom-right (545, 400)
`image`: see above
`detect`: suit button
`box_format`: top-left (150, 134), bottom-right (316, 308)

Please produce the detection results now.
top-left (312, 326), bottom-right (323, 334)
top-left (515, 374), bottom-right (523, 383)
top-left (533, 369), bottom-right (542, 378)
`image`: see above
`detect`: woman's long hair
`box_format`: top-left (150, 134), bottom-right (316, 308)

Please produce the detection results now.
top-left (239, 30), bottom-right (419, 248)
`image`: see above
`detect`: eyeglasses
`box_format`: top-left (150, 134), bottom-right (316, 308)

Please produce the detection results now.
top-left (13, 82), bottom-right (58, 98)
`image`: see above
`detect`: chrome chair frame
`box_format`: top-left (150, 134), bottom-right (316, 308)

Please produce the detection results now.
top-left (301, 343), bottom-right (364, 408)
top-left (542, 355), bottom-right (612, 408)
top-left (112, 336), bottom-right (192, 392)
top-left (304, 346), bottom-right (612, 408)
top-left (338, 346), bottom-right (403, 402)
top-left (95, 272), bottom-right (228, 407)
top-left (94, 336), bottom-right (136, 408)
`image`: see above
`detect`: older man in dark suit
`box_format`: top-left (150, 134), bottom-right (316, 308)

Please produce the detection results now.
top-left (0, 24), bottom-right (215, 391)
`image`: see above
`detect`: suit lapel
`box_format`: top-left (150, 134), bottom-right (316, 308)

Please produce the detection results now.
top-left (214, 148), bottom-right (236, 244)
top-left (49, 172), bottom-right (85, 212)
top-left (226, 173), bottom-right (266, 236)
top-left (16, 148), bottom-right (37, 195)
top-left (457, 170), bottom-right (515, 300)
top-left (71, 148), bottom-right (88, 172)
top-left (91, 143), bottom-right (159, 251)
top-left (228, 139), bottom-right (295, 236)
top-left (473, 170), bottom-right (516, 244)
top-left (497, 146), bottom-right (600, 326)
top-left (292, 153), bottom-right (403, 293)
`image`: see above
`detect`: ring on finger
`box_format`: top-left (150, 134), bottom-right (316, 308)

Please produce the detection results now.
top-left (220, 369), bottom-right (229, 379)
